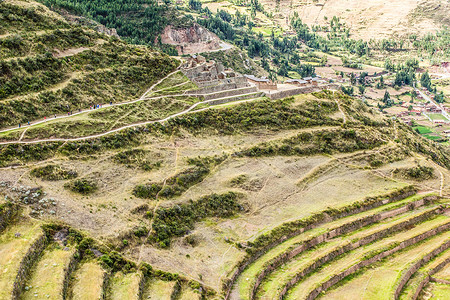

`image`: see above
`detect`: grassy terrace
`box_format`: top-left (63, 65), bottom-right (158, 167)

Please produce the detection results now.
top-left (148, 71), bottom-right (197, 97)
top-left (22, 243), bottom-right (75, 299)
top-left (108, 271), bottom-right (142, 300)
top-left (258, 204), bottom-right (443, 299)
top-left (427, 283), bottom-right (450, 299)
top-left (236, 192), bottom-right (423, 299)
top-left (70, 262), bottom-right (105, 300)
top-left (0, 218), bottom-right (43, 299)
top-left (323, 232), bottom-right (450, 300)
top-left (286, 215), bottom-right (450, 299)
top-left (142, 279), bottom-right (175, 300)
top-left (179, 283), bottom-right (202, 300)
top-left (18, 95), bottom-right (200, 140)
top-left (399, 247), bottom-right (450, 299)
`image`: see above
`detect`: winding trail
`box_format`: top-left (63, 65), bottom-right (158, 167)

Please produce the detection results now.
top-left (0, 96), bottom-right (264, 145)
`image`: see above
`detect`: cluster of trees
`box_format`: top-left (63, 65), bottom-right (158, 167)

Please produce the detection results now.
top-left (39, 0), bottom-right (191, 50)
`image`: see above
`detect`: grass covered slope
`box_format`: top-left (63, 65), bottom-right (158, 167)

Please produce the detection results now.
top-left (0, 0), bottom-right (178, 128)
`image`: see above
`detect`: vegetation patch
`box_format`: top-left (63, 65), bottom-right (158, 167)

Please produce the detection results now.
top-left (150, 192), bottom-right (243, 248)
top-left (394, 165), bottom-right (435, 181)
top-left (150, 97), bottom-right (340, 135)
top-left (30, 164), bottom-right (78, 181)
top-left (113, 149), bottom-right (162, 171)
top-left (133, 155), bottom-right (226, 199)
top-left (65, 178), bottom-right (97, 195)
top-left (239, 128), bottom-right (385, 157)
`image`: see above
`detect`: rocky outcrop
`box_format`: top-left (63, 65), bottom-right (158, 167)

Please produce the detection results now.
top-left (160, 23), bottom-right (222, 55)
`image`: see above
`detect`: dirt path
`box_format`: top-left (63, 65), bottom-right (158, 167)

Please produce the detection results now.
top-left (0, 96), bottom-right (264, 145)
top-left (0, 67), bottom-right (182, 135)
top-left (334, 98), bottom-right (347, 124)
top-left (136, 140), bottom-right (179, 264)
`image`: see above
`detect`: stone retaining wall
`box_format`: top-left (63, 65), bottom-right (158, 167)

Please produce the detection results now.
top-left (305, 220), bottom-right (450, 300)
top-left (223, 187), bottom-right (417, 299)
top-left (12, 233), bottom-right (48, 300)
top-left (203, 86), bottom-right (257, 101)
top-left (276, 204), bottom-right (443, 299)
top-left (206, 92), bottom-right (263, 106)
top-left (394, 239), bottom-right (450, 299)
top-left (62, 250), bottom-right (79, 300)
top-left (0, 202), bottom-right (20, 233)
top-left (250, 197), bottom-right (432, 299)
top-left (137, 271), bottom-right (146, 300)
top-left (185, 79), bottom-right (248, 95)
top-left (266, 84), bottom-right (340, 100)
top-left (412, 253), bottom-right (450, 299)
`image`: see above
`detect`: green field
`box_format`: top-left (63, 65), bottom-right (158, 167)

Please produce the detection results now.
top-left (427, 113), bottom-right (449, 121)
top-left (414, 126), bottom-right (433, 134)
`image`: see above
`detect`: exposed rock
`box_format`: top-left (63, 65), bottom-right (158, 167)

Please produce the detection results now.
top-left (160, 23), bottom-right (222, 55)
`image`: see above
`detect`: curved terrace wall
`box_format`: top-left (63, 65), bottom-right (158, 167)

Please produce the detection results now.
top-left (223, 186), bottom-right (417, 299)
top-left (12, 233), bottom-right (48, 300)
top-left (394, 239), bottom-right (450, 299)
top-left (250, 196), bottom-right (435, 299)
top-left (304, 220), bottom-right (450, 300)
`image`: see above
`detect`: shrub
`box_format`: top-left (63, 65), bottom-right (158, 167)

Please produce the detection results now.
top-left (150, 192), bottom-right (242, 247)
top-left (30, 164), bottom-right (77, 181)
top-left (65, 178), bottom-right (97, 195)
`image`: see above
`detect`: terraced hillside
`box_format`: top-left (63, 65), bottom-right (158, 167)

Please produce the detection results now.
top-left (2, 0), bottom-right (450, 299)
top-left (0, 0), bottom-right (177, 129)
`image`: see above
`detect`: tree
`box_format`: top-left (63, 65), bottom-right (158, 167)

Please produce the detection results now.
top-left (383, 90), bottom-right (393, 107)
top-left (341, 86), bottom-right (354, 96)
top-left (435, 91), bottom-right (445, 103)
top-left (358, 85), bottom-right (365, 95)
top-left (421, 72), bottom-right (431, 90)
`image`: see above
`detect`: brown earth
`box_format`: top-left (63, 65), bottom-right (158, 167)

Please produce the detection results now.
top-left (259, 0), bottom-right (449, 40)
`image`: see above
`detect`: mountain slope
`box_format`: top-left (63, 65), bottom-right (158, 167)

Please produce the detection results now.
top-left (260, 0), bottom-right (450, 40)
top-left (0, 0), bottom-right (177, 127)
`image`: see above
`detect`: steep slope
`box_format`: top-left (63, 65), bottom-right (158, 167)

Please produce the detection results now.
top-left (0, 0), bottom-right (178, 128)
top-left (260, 0), bottom-right (449, 40)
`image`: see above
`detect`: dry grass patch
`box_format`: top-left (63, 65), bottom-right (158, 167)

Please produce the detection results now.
top-left (71, 262), bottom-right (105, 300)
top-left (0, 218), bottom-right (43, 299)
top-left (142, 279), bottom-right (175, 300)
top-left (108, 271), bottom-right (142, 300)
top-left (21, 243), bottom-right (75, 299)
